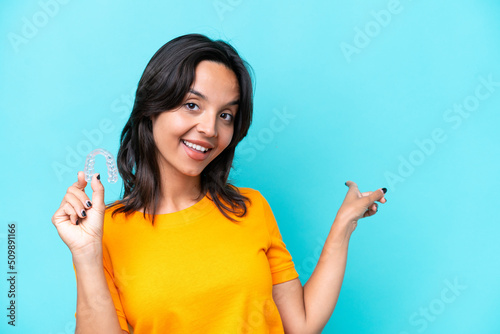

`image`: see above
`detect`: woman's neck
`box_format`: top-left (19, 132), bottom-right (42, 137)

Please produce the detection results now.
top-left (154, 169), bottom-right (205, 215)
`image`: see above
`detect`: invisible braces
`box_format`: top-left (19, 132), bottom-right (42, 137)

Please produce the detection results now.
top-left (84, 148), bottom-right (118, 183)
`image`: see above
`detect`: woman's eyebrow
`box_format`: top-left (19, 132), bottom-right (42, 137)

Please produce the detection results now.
top-left (189, 89), bottom-right (239, 106)
top-left (189, 89), bottom-right (207, 100)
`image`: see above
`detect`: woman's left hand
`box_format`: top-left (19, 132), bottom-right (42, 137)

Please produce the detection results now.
top-left (334, 180), bottom-right (387, 234)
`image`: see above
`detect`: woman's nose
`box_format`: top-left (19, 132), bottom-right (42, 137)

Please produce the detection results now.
top-left (196, 110), bottom-right (217, 137)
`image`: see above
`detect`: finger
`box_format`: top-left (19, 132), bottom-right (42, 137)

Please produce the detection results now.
top-left (345, 180), bottom-right (361, 198)
top-left (363, 203), bottom-right (378, 218)
top-left (59, 172), bottom-right (88, 210)
top-left (52, 206), bottom-right (69, 227)
top-left (73, 171), bottom-right (88, 191)
top-left (62, 202), bottom-right (80, 225)
top-left (52, 202), bottom-right (78, 227)
top-left (67, 185), bottom-right (93, 209)
top-left (369, 187), bottom-right (387, 203)
top-left (90, 173), bottom-right (105, 213)
top-left (371, 193), bottom-right (387, 203)
top-left (362, 190), bottom-right (387, 202)
top-left (65, 192), bottom-right (88, 219)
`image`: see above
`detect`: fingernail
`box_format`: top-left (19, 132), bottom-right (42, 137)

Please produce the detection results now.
top-left (345, 182), bottom-right (348, 186)
top-left (382, 188), bottom-right (387, 194)
top-left (81, 210), bottom-right (87, 217)
top-left (86, 200), bottom-right (92, 208)
top-left (97, 174), bottom-right (100, 181)
top-left (76, 219), bottom-right (79, 225)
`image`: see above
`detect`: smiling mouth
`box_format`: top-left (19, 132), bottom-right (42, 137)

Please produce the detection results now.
top-left (181, 140), bottom-right (213, 153)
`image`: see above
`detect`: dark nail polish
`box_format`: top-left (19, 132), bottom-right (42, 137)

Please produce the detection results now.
top-left (81, 210), bottom-right (87, 217)
top-left (345, 182), bottom-right (348, 186)
top-left (76, 219), bottom-right (79, 225)
top-left (86, 200), bottom-right (92, 208)
top-left (97, 174), bottom-right (100, 180)
top-left (382, 188), bottom-right (387, 194)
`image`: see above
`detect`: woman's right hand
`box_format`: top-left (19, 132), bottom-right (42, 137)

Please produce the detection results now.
top-left (51, 172), bottom-right (106, 258)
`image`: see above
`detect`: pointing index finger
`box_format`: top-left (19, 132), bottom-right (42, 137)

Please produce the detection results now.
top-left (370, 187), bottom-right (388, 203)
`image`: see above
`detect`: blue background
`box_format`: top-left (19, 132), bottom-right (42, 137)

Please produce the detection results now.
top-left (1, 0), bottom-right (499, 333)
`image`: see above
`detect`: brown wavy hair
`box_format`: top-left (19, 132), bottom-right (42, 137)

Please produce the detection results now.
top-left (107, 34), bottom-right (254, 225)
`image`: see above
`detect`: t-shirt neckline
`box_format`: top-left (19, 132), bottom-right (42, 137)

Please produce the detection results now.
top-left (133, 192), bottom-right (215, 228)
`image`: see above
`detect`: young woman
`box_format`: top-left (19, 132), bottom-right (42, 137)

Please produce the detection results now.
top-left (51, 34), bottom-right (387, 334)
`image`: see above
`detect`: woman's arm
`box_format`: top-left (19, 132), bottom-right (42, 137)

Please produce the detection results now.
top-left (74, 249), bottom-right (125, 334)
top-left (273, 182), bottom-right (387, 334)
top-left (51, 173), bottom-right (128, 333)
top-left (272, 219), bottom-right (351, 334)
top-left (302, 217), bottom-right (353, 333)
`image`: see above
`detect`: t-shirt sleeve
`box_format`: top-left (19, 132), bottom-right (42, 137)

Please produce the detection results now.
top-left (72, 244), bottom-right (130, 333)
top-left (259, 191), bottom-right (299, 285)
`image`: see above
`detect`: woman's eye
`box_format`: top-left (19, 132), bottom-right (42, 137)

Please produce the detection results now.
top-left (185, 103), bottom-right (199, 111)
top-left (220, 113), bottom-right (233, 121)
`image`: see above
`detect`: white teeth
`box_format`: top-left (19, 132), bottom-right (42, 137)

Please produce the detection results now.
top-left (183, 140), bottom-right (209, 152)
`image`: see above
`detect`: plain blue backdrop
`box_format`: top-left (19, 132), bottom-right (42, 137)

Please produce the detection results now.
top-left (1, 0), bottom-right (500, 333)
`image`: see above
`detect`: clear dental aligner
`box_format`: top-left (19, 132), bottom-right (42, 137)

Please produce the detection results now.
top-left (84, 148), bottom-right (118, 183)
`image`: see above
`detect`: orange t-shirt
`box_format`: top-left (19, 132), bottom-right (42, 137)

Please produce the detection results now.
top-left (74, 187), bottom-right (299, 333)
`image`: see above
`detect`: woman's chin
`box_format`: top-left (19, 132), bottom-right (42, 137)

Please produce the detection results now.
top-left (182, 169), bottom-right (204, 177)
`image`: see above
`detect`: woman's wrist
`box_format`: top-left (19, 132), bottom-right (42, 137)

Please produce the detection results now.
top-left (72, 243), bottom-right (104, 267)
top-left (327, 215), bottom-right (356, 247)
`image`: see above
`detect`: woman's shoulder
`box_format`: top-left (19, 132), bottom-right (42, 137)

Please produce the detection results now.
top-left (105, 200), bottom-right (125, 210)
top-left (234, 186), bottom-right (262, 198)
top-left (233, 186), bottom-right (270, 208)
top-left (103, 200), bottom-right (129, 219)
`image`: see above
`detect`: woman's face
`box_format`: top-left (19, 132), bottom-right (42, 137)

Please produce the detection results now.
top-left (151, 60), bottom-right (240, 179)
